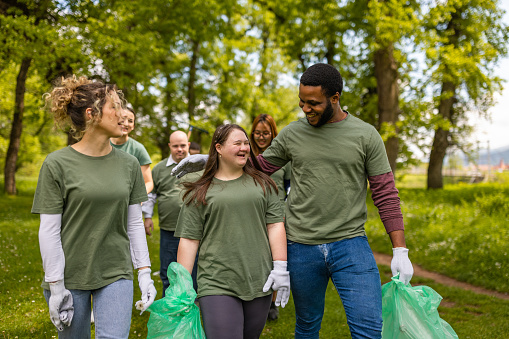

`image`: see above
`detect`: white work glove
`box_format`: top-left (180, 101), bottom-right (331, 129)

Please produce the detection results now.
top-left (263, 261), bottom-right (291, 308)
top-left (48, 280), bottom-right (74, 331)
top-left (135, 268), bottom-right (157, 314)
top-left (391, 247), bottom-right (414, 285)
top-left (171, 154), bottom-right (209, 179)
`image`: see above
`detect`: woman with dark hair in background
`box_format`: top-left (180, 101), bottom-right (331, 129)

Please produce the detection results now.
top-left (250, 114), bottom-right (291, 320)
top-left (32, 76), bottom-right (157, 338)
top-left (175, 124), bottom-right (290, 339)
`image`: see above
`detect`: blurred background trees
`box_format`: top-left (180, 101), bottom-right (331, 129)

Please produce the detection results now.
top-left (1, 0), bottom-right (508, 194)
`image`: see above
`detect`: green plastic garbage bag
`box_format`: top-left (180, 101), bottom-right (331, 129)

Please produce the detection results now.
top-left (381, 275), bottom-right (458, 339)
top-left (146, 262), bottom-right (206, 339)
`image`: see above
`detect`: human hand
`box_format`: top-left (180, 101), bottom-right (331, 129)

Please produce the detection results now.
top-left (48, 280), bottom-right (74, 331)
top-left (391, 247), bottom-right (414, 285)
top-left (144, 218), bottom-right (154, 236)
top-left (263, 261), bottom-right (290, 308)
top-left (171, 154), bottom-right (209, 179)
top-left (135, 268), bottom-right (157, 314)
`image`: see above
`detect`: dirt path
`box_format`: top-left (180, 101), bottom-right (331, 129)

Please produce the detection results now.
top-left (373, 252), bottom-right (509, 300)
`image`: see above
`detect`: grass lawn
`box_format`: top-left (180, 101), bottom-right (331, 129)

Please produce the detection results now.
top-left (1, 176), bottom-right (509, 338)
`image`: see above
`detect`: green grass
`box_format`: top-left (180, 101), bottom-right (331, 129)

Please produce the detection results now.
top-left (366, 181), bottom-right (509, 294)
top-left (1, 176), bottom-right (509, 338)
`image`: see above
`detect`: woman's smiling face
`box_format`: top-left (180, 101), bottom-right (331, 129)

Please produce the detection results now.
top-left (217, 128), bottom-right (251, 169)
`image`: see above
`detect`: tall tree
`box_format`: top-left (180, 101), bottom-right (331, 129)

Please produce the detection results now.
top-left (0, 0), bottom-right (84, 194)
top-left (424, 0), bottom-right (508, 189)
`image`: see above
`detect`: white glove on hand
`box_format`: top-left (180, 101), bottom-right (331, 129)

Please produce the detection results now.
top-left (263, 261), bottom-right (291, 308)
top-left (391, 247), bottom-right (414, 285)
top-left (171, 154), bottom-right (209, 179)
top-left (135, 268), bottom-right (157, 314)
top-left (48, 280), bottom-right (74, 331)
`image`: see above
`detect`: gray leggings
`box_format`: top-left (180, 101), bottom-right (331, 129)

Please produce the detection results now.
top-left (199, 294), bottom-right (272, 339)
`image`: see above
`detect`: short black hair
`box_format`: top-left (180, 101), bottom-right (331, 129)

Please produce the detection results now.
top-left (300, 63), bottom-right (343, 98)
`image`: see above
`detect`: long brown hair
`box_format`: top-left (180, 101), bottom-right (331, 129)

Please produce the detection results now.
top-left (249, 114), bottom-right (279, 156)
top-left (182, 124), bottom-right (278, 206)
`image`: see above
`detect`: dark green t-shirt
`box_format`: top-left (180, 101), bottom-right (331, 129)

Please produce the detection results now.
top-left (175, 174), bottom-right (283, 300)
top-left (151, 159), bottom-right (183, 231)
top-left (262, 115), bottom-right (392, 245)
top-left (270, 162), bottom-right (291, 207)
top-left (110, 138), bottom-right (152, 166)
top-left (32, 147), bottom-right (148, 290)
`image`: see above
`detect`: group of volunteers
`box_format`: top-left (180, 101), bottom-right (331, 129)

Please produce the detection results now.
top-left (33, 63), bottom-right (414, 339)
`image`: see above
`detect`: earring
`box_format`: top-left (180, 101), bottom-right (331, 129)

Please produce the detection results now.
top-left (219, 154), bottom-right (222, 158)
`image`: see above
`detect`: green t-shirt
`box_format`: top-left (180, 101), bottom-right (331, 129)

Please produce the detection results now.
top-left (110, 137), bottom-right (152, 166)
top-left (175, 173), bottom-right (283, 300)
top-left (262, 115), bottom-right (392, 245)
top-left (151, 159), bottom-right (183, 231)
top-left (31, 147), bottom-right (148, 290)
top-left (269, 162), bottom-right (291, 207)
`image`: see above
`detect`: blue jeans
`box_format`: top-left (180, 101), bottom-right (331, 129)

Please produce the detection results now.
top-left (288, 236), bottom-right (383, 339)
top-left (160, 229), bottom-right (198, 297)
top-left (43, 278), bottom-right (133, 339)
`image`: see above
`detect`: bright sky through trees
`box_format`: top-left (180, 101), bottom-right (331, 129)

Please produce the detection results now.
top-left (471, 0), bottom-right (509, 150)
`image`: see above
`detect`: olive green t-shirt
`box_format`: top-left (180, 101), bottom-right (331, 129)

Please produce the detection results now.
top-left (270, 162), bottom-right (291, 207)
top-left (110, 137), bottom-right (152, 166)
top-left (151, 159), bottom-right (183, 231)
top-left (262, 115), bottom-right (392, 245)
top-left (31, 147), bottom-right (148, 290)
top-left (175, 173), bottom-right (283, 300)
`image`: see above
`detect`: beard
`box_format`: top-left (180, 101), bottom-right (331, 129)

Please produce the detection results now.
top-left (308, 100), bottom-right (334, 128)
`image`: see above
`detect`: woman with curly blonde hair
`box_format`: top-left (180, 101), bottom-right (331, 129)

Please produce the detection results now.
top-left (32, 76), bottom-right (157, 338)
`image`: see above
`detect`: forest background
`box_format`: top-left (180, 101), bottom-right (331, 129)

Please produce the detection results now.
top-left (2, 1), bottom-right (509, 337)
top-left (1, 0), bottom-right (509, 194)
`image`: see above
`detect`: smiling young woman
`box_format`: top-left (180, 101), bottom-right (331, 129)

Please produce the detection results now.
top-left (32, 76), bottom-right (156, 338)
top-left (175, 124), bottom-right (290, 339)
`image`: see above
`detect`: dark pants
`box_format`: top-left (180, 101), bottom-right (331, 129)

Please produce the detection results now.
top-left (199, 294), bottom-right (272, 339)
top-left (160, 229), bottom-right (198, 297)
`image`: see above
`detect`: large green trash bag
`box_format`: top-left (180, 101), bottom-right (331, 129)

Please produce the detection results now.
top-left (146, 262), bottom-right (206, 339)
top-left (381, 275), bottom-right (458, 339)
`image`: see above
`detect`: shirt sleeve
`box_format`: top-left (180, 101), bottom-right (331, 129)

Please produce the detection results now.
top-left (265, 188), bottom-right (285, 224)
top-left (129, 161), bottom-right (148, 205)
top-left (368, 172), bottom-right (404, 233)
top-left (174, 202), bottom-right (204, 240)
top-left (39, 214), bottom-right (65, 282)
top-left (127, 204), bottom-right (151, 269)
top-left (137, 144), bottom-right (152, 166)
top-left (142, 193), bottom-right (157, 218)
top-left (32, 158), bottom-right (64, 214)
top-left (259, 130), bottom-right (291, 168)
top-left (365, 128), bottom-right (392, 177)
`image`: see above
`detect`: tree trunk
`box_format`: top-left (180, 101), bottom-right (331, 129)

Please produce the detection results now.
top-left (4, 58), bottom-right (32, 195)
top-left (427, 12), bottom-right (460, 189)
top-left (374, 43), bottom-right (399, 174)
top-left (427, 81), bottom-right (456, 189)
top-left (187, 39), bottom-right (201, 144)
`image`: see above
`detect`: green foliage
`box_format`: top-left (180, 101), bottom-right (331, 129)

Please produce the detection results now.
top-left (1, 0), bottom-right (508, 187)
top-left (366, 181), bottom-right (509, 293)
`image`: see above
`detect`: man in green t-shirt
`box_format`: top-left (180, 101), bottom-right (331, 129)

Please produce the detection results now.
top-left (172, 64), bottom-right (415, 339)
top-left (142, 130), bottom-right (197, 297)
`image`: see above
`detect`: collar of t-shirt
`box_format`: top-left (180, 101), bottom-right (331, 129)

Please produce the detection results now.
top-left (166, 154), bottom-right (189, 167)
